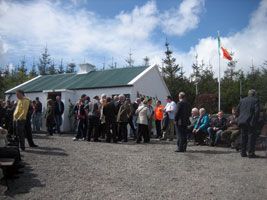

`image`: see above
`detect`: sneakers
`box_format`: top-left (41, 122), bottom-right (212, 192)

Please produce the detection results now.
top-left (72, 137), bottom-right (78, 141)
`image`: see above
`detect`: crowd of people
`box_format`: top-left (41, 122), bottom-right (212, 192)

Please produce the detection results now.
top-left (0, 88), bottom-right (266, 179)
top-left (45, 89), bottom-right (264, 158)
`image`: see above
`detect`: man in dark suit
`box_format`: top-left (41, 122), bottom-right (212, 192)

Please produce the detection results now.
top-left (54, 96), bottom-right (64, 135)
top-left (237, 89), bottom-right (260, 158)
top-left (174, 92), bottom-right (191, 152)
top-left (103, 97), bottom-right (117, 143)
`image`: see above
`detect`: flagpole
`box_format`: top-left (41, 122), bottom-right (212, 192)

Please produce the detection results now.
top-left (218, 52), bottom-right (221, 111)
top-left (217, 31), bottom-right (221, 111)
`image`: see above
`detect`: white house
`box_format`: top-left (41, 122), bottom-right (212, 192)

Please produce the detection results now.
top-left (5, 64), bottom-right (170, 132)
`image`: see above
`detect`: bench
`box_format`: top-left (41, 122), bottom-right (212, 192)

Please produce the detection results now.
top-left (0, 158), bottom-right (15, 190)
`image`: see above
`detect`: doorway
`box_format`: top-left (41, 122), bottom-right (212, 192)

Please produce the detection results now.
top-left (48, 92), bottom-right (61, 102)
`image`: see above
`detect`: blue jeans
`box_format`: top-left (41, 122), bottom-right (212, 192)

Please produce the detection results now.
top-left (207, 127), bottom-right (223, 145)
top-left (55, 115), bottom-right (62, 133)
top-left (33, 112), bottom-right (41, 131)
top-left (75, 118), bottom-right (85, 139)
top-left (130, 115), bottom-right (138, 137)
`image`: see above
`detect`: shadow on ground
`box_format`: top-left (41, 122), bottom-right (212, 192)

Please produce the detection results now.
top-left (25, 147), bottom-right (69, 157)
top-left (0, 162), bottom-right (45, 197)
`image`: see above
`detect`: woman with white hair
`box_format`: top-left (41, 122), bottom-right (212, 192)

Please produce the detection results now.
top-left (135, 100), bottom-right (151, 143)
top-left (187, 108), bottom-right (199, 140)
top-left (193, 108), bottom-right (210, 145)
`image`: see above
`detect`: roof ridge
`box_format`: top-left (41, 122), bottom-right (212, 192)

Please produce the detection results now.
top-left (37, 66), bottom-right (148, 76)
top-left (95, 66), bottom-right (147, 72)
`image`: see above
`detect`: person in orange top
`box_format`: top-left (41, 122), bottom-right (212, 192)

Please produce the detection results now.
top-left (155, 100), bottom-right (164, 138)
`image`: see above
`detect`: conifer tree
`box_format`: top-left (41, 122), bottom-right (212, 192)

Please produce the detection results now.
top-left (48, 59), bottom-right (56, 75)
top-left (38, 46), bottom-right (52, 75)
top-left (143, 56), bottom-right (150, 67)
top-left (29, 59), bottom-right (38, 79)
top-left (125, 49), bottom-right (134, 67)
top-left (162, 41), bottom-right (180, 79)
top-left (66, 63), bottom-right (76, 73)
top-left (58, 59), bottom-right (64, 74)
top-left (161, 40), bottom-right (180, 99)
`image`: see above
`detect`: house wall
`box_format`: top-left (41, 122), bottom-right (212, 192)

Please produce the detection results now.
top-left (132, 66), bottom-right (170, 106)
top-left (61, 90), bottom-right (75, 132)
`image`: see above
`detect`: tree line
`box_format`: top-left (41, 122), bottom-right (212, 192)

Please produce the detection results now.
top-left (0, 44), bottom-right (267, 114)
top-left (0, 47), bottom-right (76, 99)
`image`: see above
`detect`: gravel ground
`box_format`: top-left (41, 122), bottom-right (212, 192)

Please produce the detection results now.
top-left (0, 133), bottom-right (266, 200)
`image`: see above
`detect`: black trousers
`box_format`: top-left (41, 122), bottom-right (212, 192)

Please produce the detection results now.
top-left (137, 124), bottom-right (149, 143)
top-left (119, 122), bottom-right (128, 142)
top-left (106, 120), bottom-right (117, 142)
top-left (240, 125), bottom-right (256, 156)
top-left (13, 120), bottom-right (26, 149)
top-left (46, 119), bottom-right (54, 136)
top-left (5, 117), bottom-right (14, 135)
top-left (194, 130), bottom-right (206, 144)
top-left (176, 125), bottom-right (187, 151)
top-left (155, 120), bottom-right (162, 138)
top-left (87, 116), bottom-right (100, 141)
top-left (83, 116), bottom-right (88, 135)
top-left (24, 118), bottom-right (35, 146)
top-left (128, 117), bottom-right (136, 132)
top-left (99, 123), bottom-right (107, 139)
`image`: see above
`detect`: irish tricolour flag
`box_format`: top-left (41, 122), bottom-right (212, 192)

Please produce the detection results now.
top-left (217, 31), bottom-right (232, 61)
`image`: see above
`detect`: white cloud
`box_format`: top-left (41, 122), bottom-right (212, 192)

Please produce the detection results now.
top-left (0, 36), bottom-right (8, 63)
top-left (160, 0), bottom-right (205, 36)
top-left (0, 0), bottom-right (162, 67)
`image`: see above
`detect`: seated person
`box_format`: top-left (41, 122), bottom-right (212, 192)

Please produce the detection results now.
top-left (207, 110), bottom-right (227, 146)
top-left (187, 108), bottom-right (199, 140)
top-left (193, 108), bottom-right (210, 145)
top-left (0, 127), bottom-right (21, 178)
top-left (221, 107), bottom-right (240, 148)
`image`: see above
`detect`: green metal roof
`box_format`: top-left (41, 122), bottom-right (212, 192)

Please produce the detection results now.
top-left (6, 66), bottom-right (147, 94)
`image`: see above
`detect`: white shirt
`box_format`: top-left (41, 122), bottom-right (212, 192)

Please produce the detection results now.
top-left (164, 101), bottom-right (176, 119)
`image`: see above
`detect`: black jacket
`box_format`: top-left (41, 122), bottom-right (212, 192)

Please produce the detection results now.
top-left (103, 102), bottom-right (116, 122)
top-left (54, 101), bottom-right (64, 115)
top-left (115, 101), bottom-right (122, 115)
top-left (211, 117), bottom-right (227, 130)
top-left (35, 101), bottom-right (42, 113)
top-left (74, 104), bottom-right (86, 119)
top-left (175, 99), bottom-right (191, 126)
top-left (237, 96), bottom-right (260, 127)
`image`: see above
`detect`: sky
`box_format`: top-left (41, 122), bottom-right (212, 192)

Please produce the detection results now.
top-left (0, 0), bottom-right (266, 76)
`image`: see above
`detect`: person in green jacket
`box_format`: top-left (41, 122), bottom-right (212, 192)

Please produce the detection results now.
top-left (45, 99), bottom-right (55, 136)
top-left (117, 99), bottom-right (131, 142)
